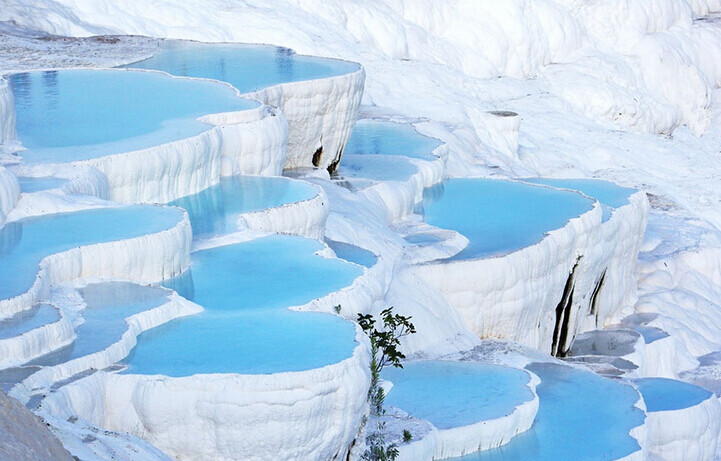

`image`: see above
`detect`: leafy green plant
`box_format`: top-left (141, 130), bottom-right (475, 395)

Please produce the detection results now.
top-left (358, 307), bottom-right (416, 461)
top-left (402, 430), bottom-right (413, 443)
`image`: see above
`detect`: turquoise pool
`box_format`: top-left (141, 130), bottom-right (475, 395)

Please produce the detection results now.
top-left (338, 154), bottom-right (418, 183)
top-left (326, 240), bottom-right (377, 268)
top-left (344, 120), bottom-right (441, 160)
top-left (9, 69), bottom-right (256, 164)
top-left (522, 178), bottom-right (636, 222)
top-left (635, 377), bottom-right (712, 412)
top-left (31, 282), bottom-right (170, 366)
top-left (123, 236), bottom-right (362, 376)
top-left (451, 363), bottom-right (645, 461)
top-left (125, 41), bottom-right (359, 93)
top-left (382, 361), bottom-right (535, 430)
top-left (0, 303), bottom-right (59, 340)
top-left (0, 205), bottom-right (184, 301)
top-left (419, 179), bottom-right (595, 260)
top-left (168, 175), bottom-right (317, 239)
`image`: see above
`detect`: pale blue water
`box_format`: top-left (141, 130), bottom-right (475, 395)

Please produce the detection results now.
top-left (451, 363), bottom-right (644, 461)
top-left (31, 282), bottom-right (170, 366)
top-left (9, 69), bottom-right (256, 164)
top-left (18, 176), bottom-right (68, 193)
top-left (168, 175), bottom-right (316, 239)
top-left (0, 303), bottom-right (59, 340)
top-left (123, 236), bottom-right (362, 376)
top-left (635, 326), bottom-right (669, 344)
top-left (635, 378), bottom-right (712, 412)
top-left (419, 179), bottom-right (595, 260)
top-left (338, 154), bottom-right (418, 183)
top-left (345, 120), bottom-right (442, 160)
top-left (326, 240), bottom-right (377, 268)
top-left (522, 178), bottom-right (636, 222)
top-left (404, 233), bottom-right (443, 245)
top-left (0, 205), bottom-right (184, 301)
top-left (125, 42), bottom-right (359, 93)
top-left (382, 361), bottom-right (534, 430)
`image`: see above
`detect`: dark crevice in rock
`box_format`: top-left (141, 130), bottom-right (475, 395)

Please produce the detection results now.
top-left (556, 288), bottom-right (575, 358)
top-left (327, 145), bottom-right (344, 174)
top-left (312, 145), bottom-right (323, 167)
top-left (590, 269), bottom-right (607, 326)
top-left (552, 260), bottom-right (579, 357)
top-left (488, 110), bottom-right (518, 118)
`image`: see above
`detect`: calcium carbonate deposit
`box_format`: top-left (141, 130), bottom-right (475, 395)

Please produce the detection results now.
top-left (0, 1), bottom-right (720, 460)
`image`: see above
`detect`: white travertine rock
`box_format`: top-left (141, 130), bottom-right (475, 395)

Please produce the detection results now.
top-left (10, 287), bottom-right (202, 404)
top-left (416, 186), bottom-right (649, 356)
top-left (0, 209), bottom-right (191, 321)
top-left (43, 328), bottom-right (371, 461)
top-left (433, 370), bottom-right (540, 459)
top-left (237, 182), bottom-right (329, 240)
top-left (84, 104), bottom-right (287, 204)
top-left (644, 392), bottom-right (721, 461)
top-left (353, 142), bottom-right (447, 224)
top-left (416, 200), bottom-right (602, 354)
top-left (244, 66), bottom-right (364, 172)
top-left (0, 305), bottom-right (74, 369)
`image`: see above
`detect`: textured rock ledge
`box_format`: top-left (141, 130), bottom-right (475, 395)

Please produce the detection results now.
top-left (39, 240), bottom-right (378, 461)
top-left (416, 195), bottom-right (602, 354)
top-left (84, 101), bottom-right (288, 204)
top-left (10, 284), bottom-right (202, 404)
top-left (43, 327), bottom-right (371, 461)
top-left (0, 166), bottom-right (19, 225)
top-left (2, 70), bottom-right (289, 205)
top-left (641, 382), bottom-right (721, 461)
top-left (0, 304), bottom-right (74, 369)
top-left (352, 142), bottom-right (447, 224)
top-left (244, 66), bottom-right (365, 172)
top-left (237, 180), bottom-right (330, 240)
top-left (416, 183), bottom-right (649, 356)
top-left (0, 207), bottom-right (192, 320)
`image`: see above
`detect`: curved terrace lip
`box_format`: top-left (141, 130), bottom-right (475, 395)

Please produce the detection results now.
top-left (0, 202), bottom-right (188, 305)
top-left (118, 236), bottom-right (366, 378)
top-left (518, 177), bottom-right (639, 222)
top-left (634, 377), bottom-right (714, 413)
top-left (168, 174), bottom-right (325, 248)
top-left (419, 176), bottom-right (600, 265)
top-left (2, 67), bottom-right (261, 163)
top-left (122, 38), bottom-right (363, 82)
top-left (383, 360), bottom-right (537, 429)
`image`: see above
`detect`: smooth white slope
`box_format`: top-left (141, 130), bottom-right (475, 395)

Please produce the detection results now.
top-left (2, 0), bottom-right (720, 136)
